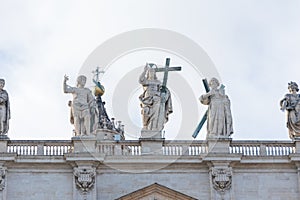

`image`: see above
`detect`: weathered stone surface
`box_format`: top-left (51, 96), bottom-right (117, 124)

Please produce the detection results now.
top-left (7, 171), bottom-right (73, 200)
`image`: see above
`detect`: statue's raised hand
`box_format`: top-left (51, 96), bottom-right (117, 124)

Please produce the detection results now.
top-left (64, 75), bottom-right (69, 82)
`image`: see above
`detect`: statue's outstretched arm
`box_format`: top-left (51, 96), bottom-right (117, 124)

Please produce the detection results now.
top-left (63, 75), bottom-right (74, 93)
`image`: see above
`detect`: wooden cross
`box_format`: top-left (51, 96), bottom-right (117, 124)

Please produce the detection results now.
top-left (155, 58), bottom-right (182, 93)
top-left (150, 58), bottom-right (181, 132)
top-left (192, 79), bottom-right (210, 138)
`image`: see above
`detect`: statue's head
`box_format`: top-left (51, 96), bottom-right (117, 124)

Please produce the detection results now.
top-left (209, 77), bottom-right (220, 89)
top-left (288, 81), bottom-right (299, 93)
top-left (0, 79), bottom-right (5, 89)
top-left (77, 75), bottom-right (87, 87)
top-left (146, 63), bottom-right (157, 80)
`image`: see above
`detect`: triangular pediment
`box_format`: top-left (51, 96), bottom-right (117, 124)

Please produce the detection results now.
top-left (116, 183), bottom-right (198, 200)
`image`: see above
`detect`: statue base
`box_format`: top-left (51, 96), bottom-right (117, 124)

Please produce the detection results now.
top-left (139, 138), bottom-right (165, 155)
top-left (0, 134), bottom-right (9, 140)
top-left (140, 130), bottom-right (162, 139)
top-left (72, 135), bottom-right (97, 153)
top-left (0, 135), bottom-right (9, 153)
top-left (207, 138), bottom-right (232, 154)
top-left (206, 133), bottom-right (232, 140)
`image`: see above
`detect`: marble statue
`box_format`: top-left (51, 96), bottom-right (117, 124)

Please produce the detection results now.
top-left (280, 81), bottom-right (300, 139)
top-left (63, 75), bottom-right (98, 136)
top-left (139, 64), bottom-right (173, 131)
top-left (199, 78), bottom-right (233, 139)
top-left (0, 79), bottom-right (10, 135)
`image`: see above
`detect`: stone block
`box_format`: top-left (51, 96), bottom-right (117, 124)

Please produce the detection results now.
top-left (207, 138), bottom-right (231, 154)
top-left (140, 138), bottom-right (164, 155)
top-left (140, 130), bottom-right (162, 139)
top-left (72, 136), bottom-right (97, 153)
top-left (0, 135), bottom-right (9, 153)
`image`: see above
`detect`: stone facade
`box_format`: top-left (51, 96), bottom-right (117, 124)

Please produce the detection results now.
top-left (0, 137), bottom-right (300, 200)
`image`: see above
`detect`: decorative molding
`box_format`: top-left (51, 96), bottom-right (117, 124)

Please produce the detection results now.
top-left (74, 167), bottom-right (96, 193)
top-left (211, 167), bottom-right (232, 193)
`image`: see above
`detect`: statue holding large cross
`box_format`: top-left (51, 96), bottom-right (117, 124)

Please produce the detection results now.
top-left (193, 77), bottom-right (233, 139)
top-left (139, 58), bottom-right (181, 136)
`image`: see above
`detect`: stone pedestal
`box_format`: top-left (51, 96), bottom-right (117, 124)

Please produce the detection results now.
top-left (295, 139), bottom-right (300, 154)
top-left (72, 136), bottom-right (97, 153)
top-left (207, 138), bottom-right (231, 154)
top-left (0, 135), bottom-right (9, 153)
top-left (140, 138), bottom-right (164, 155)
top-left (140, 130), bottom-right (162, 139)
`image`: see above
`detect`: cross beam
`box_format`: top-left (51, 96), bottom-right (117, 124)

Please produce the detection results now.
top-left (155, 58), bottom-right (181, 93)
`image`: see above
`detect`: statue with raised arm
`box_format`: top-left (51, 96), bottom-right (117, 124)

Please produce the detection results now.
top-left (280, 81), bottom-right (300, 139)
top-left (199, 78), bottom-right (233, 139)
top-left (0, 79), bottom-right (10, 135)
top-left (63, 75), bottom-right (97, 136)
top-left (139, 63), bottom-right (173, 132)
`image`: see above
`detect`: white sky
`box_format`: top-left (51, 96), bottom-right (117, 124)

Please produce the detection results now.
top-left (1, 0), bottom-right (300, 140)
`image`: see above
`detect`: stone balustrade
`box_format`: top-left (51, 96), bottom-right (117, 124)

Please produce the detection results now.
top-left (230, 140), bottom-right (295, 156)
top-left (7, 140), bottom-right (73, 156)
top-left (5, 139), bottom-right (298, 157)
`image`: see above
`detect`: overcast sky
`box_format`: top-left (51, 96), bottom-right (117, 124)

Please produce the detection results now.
top-left (1, 0), bottom-right (300, 140)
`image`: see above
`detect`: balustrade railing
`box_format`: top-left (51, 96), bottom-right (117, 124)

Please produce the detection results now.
top-left (96, 140), bottom-right (207, 156)
top-left (163, 141), bottom-right (208, 156)
top-left (98, 141), bottom-right (141, 156)
top-left (230, 141), bottom-right (295, 156)
top-left (6, 140), bottom-right (296, 157)
top-left (7, 140), bottom-right (72, 156)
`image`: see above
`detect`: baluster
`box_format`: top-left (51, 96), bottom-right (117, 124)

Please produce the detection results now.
top-left (24, 145), bottom-right (27, 155)
top-left (270, 145), bottom-right (274, 156)
top-left (133, 146), bottom-right (137, 155)
top-left (191, 146), bottom-right (194, 155)
top-left (46, 146), bottom-right (49, 155)
top-left (164, 146), bottom-right (168, 155)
